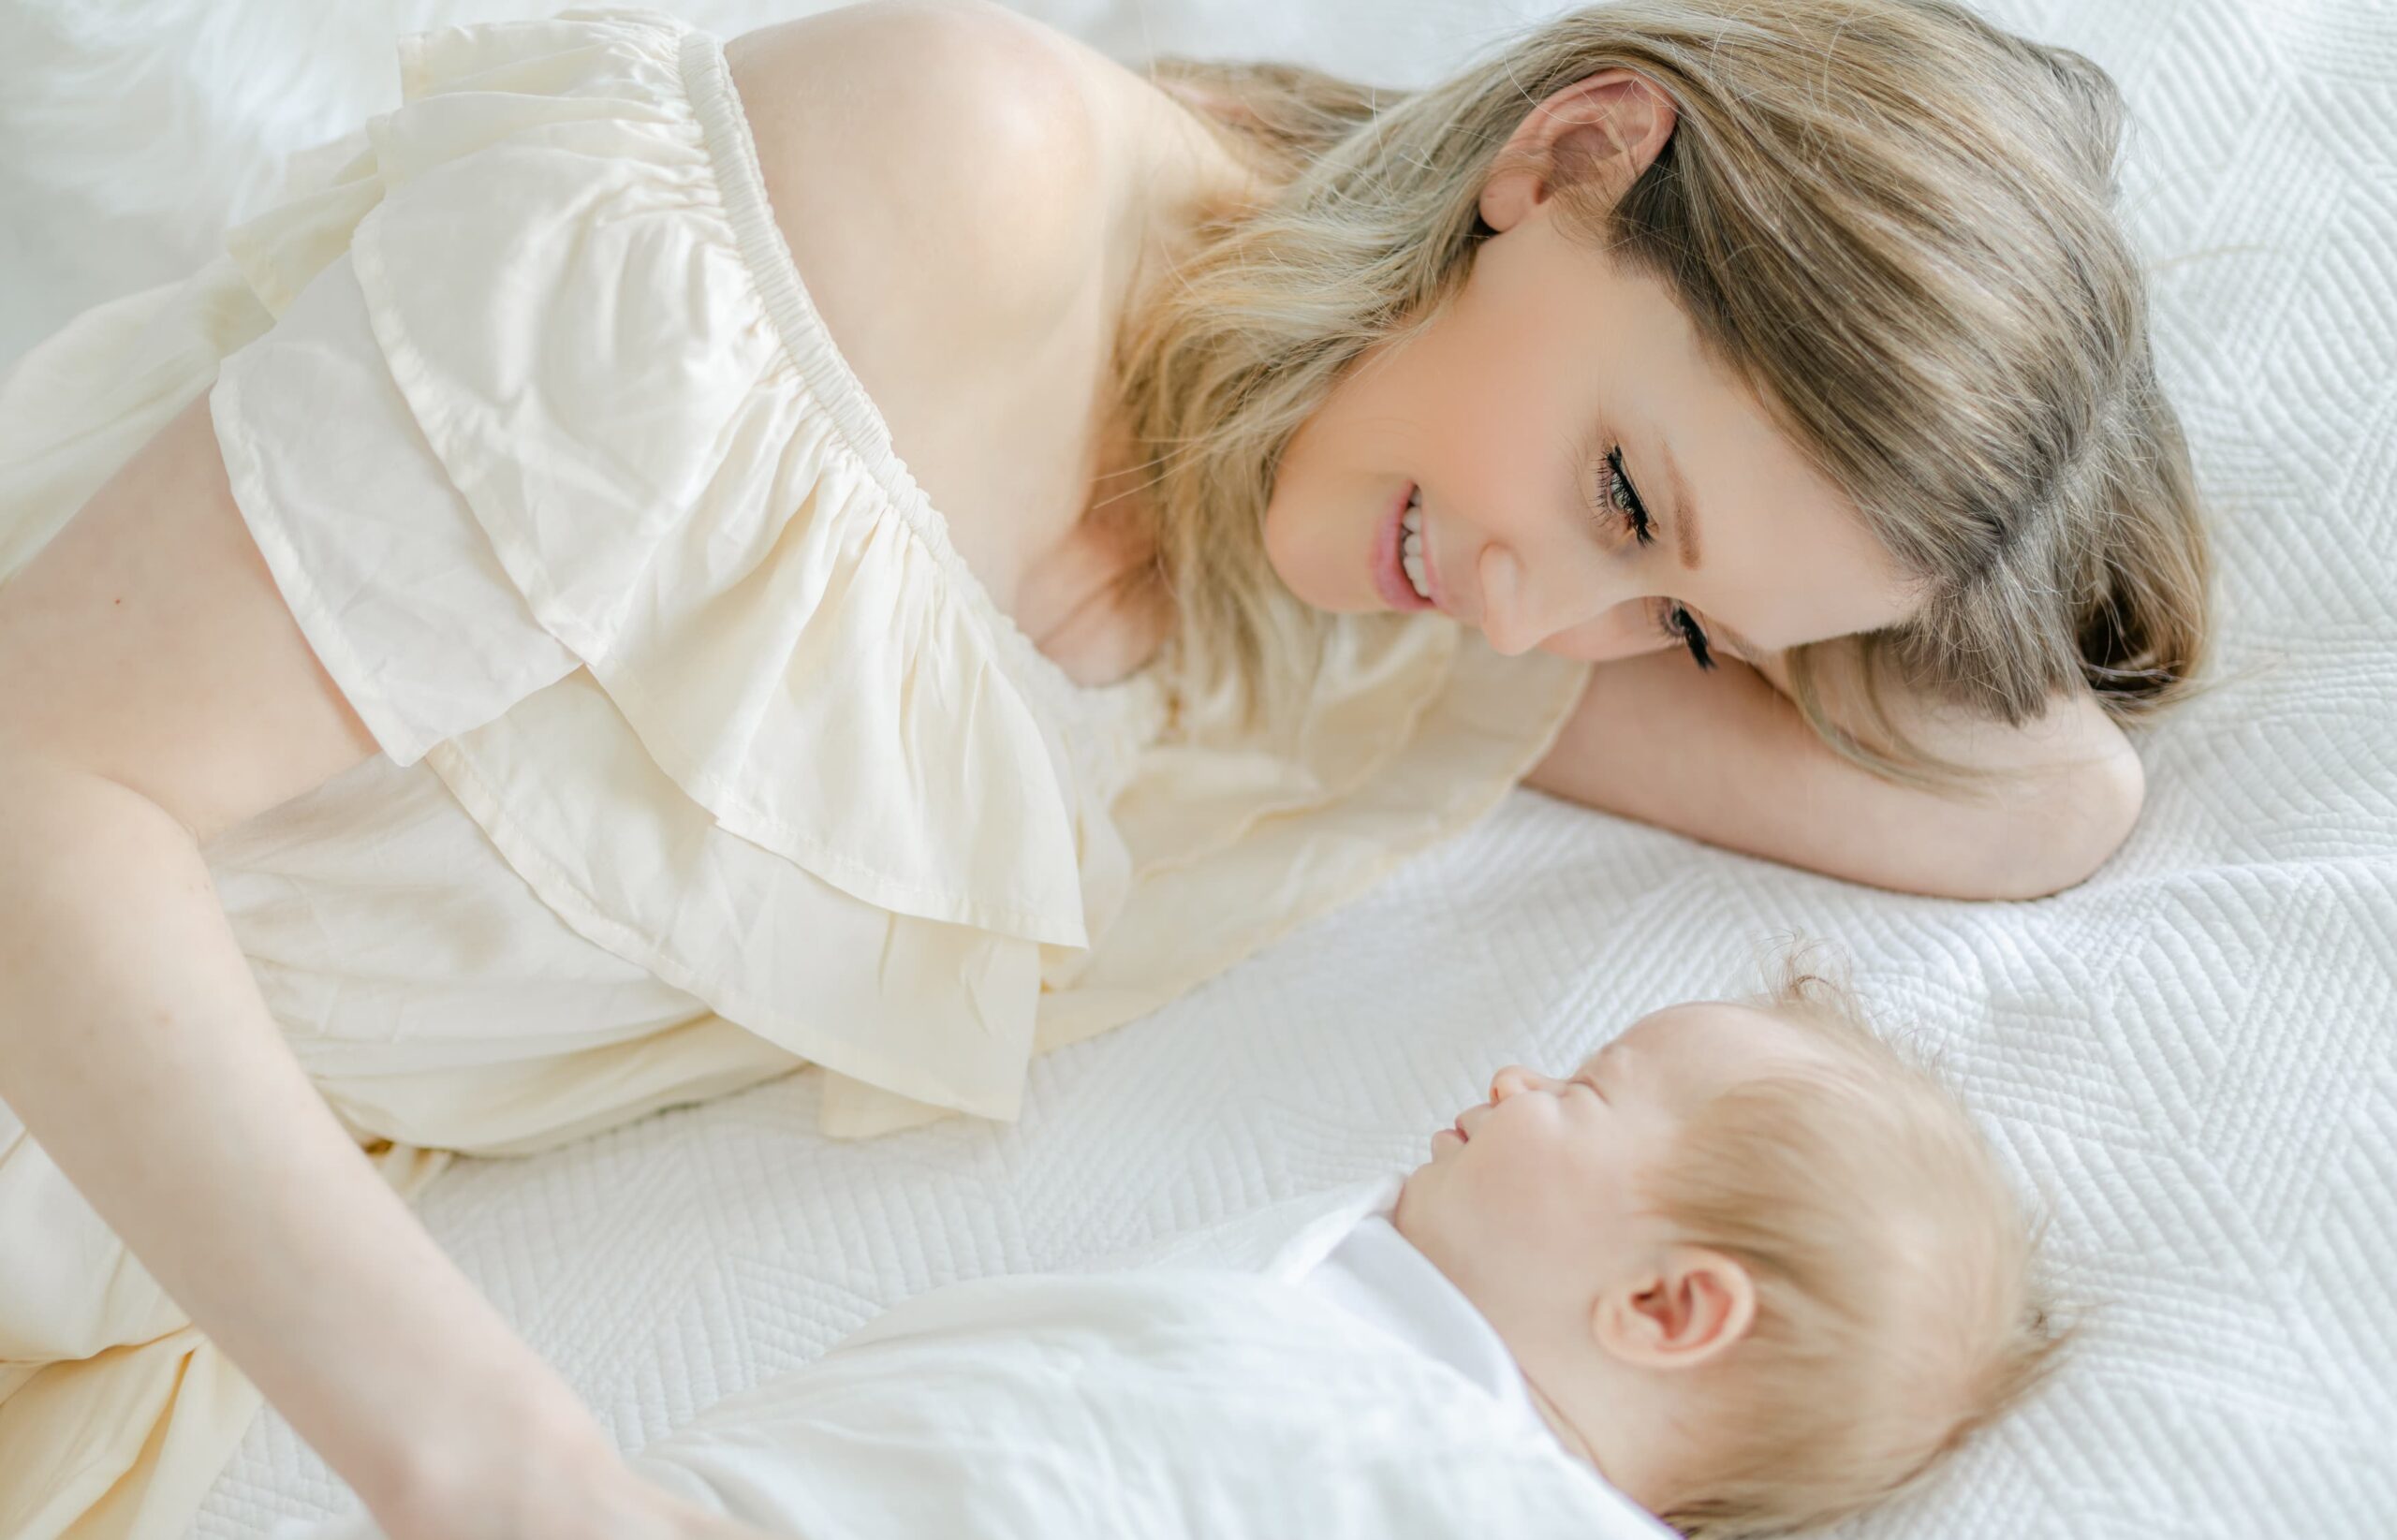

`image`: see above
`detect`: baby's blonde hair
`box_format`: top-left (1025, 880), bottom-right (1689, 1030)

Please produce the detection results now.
top-left (1128, 0), bottom-right (2209, 776)
top-left (1643, 966), bottom-right (2066, 1537)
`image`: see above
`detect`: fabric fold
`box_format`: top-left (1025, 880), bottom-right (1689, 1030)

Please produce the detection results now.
top-left (346, 7), bottom-right (1092, 946)
top-left (200, 6), bottom-right (1127, 1124)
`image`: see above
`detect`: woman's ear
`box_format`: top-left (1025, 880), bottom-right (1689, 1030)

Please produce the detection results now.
top-left (1592, 1245), bottom-right (1757, 1371)
top-left (1479, 69), bottom-right (1678, 234)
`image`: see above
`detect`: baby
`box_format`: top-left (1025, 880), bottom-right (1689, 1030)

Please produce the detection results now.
top-left (1386, 965), bottom-right (2066, 1535)
top-left (309, 968), bottom-right (2061, 1540)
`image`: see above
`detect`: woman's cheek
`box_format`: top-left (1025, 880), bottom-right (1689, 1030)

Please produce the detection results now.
top-left (1258, 489), bottom-right (1334, 609)
top-left (1537, 602), bottom-right (1668, 664)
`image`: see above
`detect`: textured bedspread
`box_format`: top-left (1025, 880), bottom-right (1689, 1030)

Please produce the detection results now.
top-left (4, 0), bottom-right (2391, 1535)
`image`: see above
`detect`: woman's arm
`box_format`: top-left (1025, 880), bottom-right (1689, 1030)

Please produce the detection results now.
top-left (1523, 648), bottom-right (2145, 901)
top-left (0, 399), bottom-right (767, 1540)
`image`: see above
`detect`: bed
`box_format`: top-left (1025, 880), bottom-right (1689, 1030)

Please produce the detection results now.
top-left (2, 0), bottom-right (2390, 1534)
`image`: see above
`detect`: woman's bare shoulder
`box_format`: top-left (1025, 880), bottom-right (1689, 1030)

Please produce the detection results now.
top-left (725, 1), bottom-right (1133, 397)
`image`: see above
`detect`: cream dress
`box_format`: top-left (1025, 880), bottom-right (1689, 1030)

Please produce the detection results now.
top-left (0, 10), bottom-right (1587, 1539)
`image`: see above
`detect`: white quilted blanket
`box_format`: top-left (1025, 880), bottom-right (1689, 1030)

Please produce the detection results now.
top-left (3, 1), bottom-right (2391, 1535)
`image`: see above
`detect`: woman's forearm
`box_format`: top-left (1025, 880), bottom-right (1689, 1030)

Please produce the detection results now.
top-left (1523, 651), bottom-right (2145, 900)
top-left (0, 756), bottom-right (620, 1535)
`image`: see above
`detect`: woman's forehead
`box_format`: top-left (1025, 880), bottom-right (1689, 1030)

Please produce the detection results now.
top-left (1662, 399), bottom-right (1919, 643)
top-left (1604, 264), bottom-right (1922, 644)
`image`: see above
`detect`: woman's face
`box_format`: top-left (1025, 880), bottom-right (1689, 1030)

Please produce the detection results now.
top-left (1262, 198), bottom-right (1920, 667)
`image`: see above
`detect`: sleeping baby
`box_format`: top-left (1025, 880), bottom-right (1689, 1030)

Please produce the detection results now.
top-left (307, 967), bottom-right (2063, 1540)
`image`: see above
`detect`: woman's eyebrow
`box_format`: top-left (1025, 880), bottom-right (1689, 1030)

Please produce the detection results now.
top-left (1657, 435), bottom-right (1702, 570)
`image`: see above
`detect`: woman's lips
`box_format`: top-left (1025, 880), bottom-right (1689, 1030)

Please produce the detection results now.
top-left (1372, 483), bottom-right (1436, 612)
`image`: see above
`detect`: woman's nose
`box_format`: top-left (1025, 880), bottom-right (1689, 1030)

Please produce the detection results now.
top-left (1477, 543), bottom-right (1609, 657)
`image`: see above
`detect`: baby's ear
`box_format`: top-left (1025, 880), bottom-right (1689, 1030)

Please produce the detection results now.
top-left (1592, 1247), bottom-right (1757, 1371)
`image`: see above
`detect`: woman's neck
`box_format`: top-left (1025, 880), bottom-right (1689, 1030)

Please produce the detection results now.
top-left (1081, 54), bottom-right (1261, 474)
top-left (1008, 61), bottom-right (1258, 684)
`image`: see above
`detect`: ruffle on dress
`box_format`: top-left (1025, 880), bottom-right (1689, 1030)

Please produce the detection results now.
top-left (209, 8), bottom-right (1127, 1122)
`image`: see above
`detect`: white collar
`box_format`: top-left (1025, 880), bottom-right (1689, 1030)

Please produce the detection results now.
top-left (1298, 1207), bottom-right (1540, 1424)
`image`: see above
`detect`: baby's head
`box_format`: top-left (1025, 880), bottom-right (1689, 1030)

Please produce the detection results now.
top-left (1393, 968), bottom-right (2063, 1536)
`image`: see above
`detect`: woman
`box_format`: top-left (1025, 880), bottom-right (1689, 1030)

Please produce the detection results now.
top-left (0, 2), bottom-right (2205, 1537)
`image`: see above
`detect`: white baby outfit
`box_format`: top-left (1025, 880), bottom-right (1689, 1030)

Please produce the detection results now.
top-left (294, 1182), bottom-right (1676, 1540)
top-left (0, 10), bottom-right (1586, 1538)
top-left (1300, 1210), bottom-right (1546, 1428)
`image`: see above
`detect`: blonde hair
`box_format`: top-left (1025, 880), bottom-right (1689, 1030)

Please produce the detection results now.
top-left (1642, 966), bottom-right (2067, 1537)
top-left (1125, 0), bottom-right (2210, 774)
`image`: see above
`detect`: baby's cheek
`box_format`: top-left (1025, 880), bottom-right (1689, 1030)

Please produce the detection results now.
top-left (1492, 1135), bottom-right (1581, 1230)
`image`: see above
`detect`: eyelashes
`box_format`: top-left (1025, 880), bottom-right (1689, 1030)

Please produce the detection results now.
top-left (1666, 604), bottom-right (1714, 670)
top-left (1601, 446), bottom-right (1649, 536)
top-left (1598, 445), bottom-right (1714, 671)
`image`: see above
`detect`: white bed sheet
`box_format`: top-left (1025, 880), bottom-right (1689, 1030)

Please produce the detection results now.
top-left (5, 0), bottom-right (2393, 1535)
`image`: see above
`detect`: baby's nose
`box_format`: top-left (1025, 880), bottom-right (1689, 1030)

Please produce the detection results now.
top-left (1489, 1065), bottom-right (1538, 1101)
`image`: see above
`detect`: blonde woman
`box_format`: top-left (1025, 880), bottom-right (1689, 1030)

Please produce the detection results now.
top-left (0, 3), bottom-right (2205, 1539)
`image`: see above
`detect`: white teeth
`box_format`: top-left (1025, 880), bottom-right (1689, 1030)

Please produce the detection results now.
top-left (1399, 492), bottom-right (1432, 602)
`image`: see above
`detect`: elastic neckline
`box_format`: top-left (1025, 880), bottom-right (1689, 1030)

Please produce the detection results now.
top-left (676, 26), bottom-right (1096, 730)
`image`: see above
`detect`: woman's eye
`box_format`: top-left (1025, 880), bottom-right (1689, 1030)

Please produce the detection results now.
top-left (1663, 603), bottom-right (1715, 671)
top-left (1601, 446), bottom-right (1652, 544)
top-left (1598, 446), bottom-right (1712, 670)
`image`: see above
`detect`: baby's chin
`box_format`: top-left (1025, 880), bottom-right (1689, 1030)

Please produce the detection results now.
top-left (1389, 1155), bottom-right (1444, 1244)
